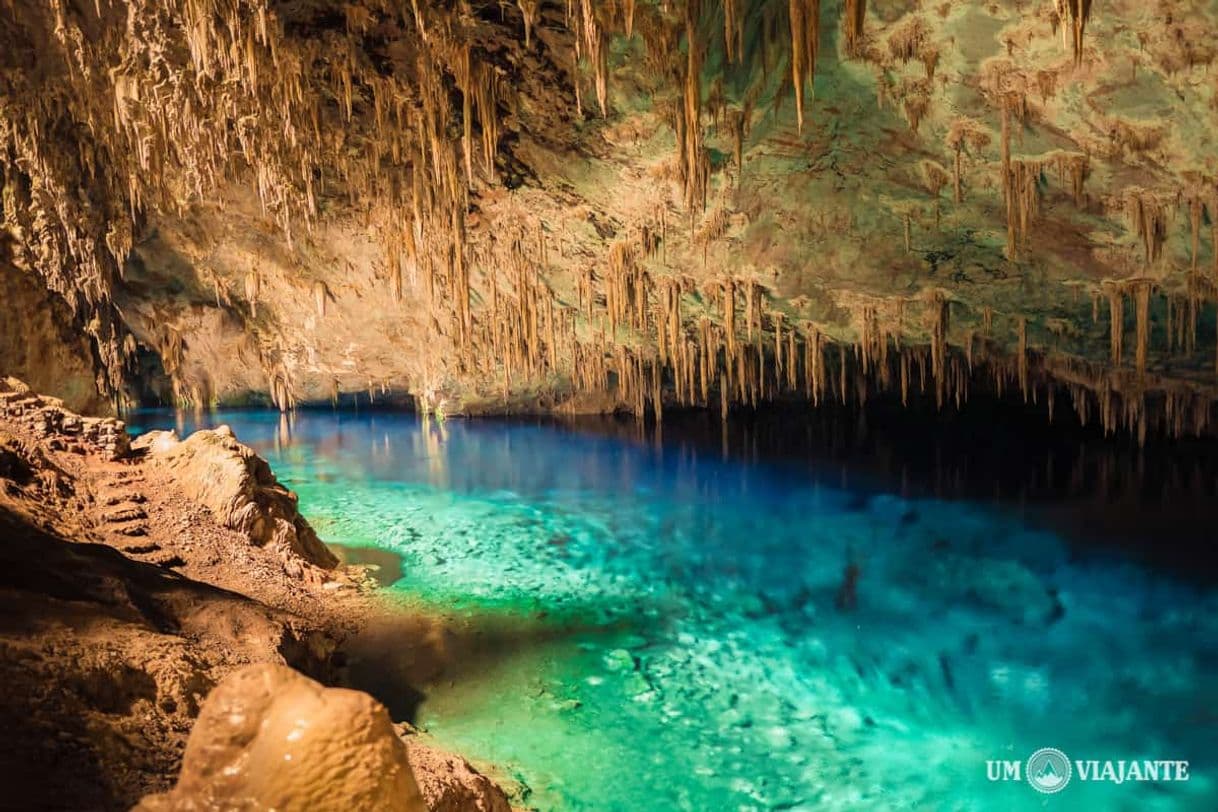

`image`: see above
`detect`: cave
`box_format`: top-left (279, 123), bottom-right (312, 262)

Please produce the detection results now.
top-left (2, 1), bottom-right (1217, 810)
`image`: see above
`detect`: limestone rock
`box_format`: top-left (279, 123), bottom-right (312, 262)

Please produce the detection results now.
top-left (136, 664), bottom-right (426, 812)
top-left (141, 427), bottom-right (338, 573)
top-left (402, 736), bottom-right (515, 812)
top-left (0, 377), bottom-right (129, 459)
top-left (922, 552), bottom-right (1061, 626)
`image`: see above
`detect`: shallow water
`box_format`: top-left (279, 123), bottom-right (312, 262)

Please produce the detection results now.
top-left (132, 406), bottom-right (1218, 811)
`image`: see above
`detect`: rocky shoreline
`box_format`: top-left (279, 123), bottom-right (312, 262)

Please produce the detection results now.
top-left (0, 377), bottom-right (517, 811)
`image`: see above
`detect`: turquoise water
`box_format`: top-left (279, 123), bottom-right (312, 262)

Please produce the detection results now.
top-left (133, 409), bottom-right (1218, 811)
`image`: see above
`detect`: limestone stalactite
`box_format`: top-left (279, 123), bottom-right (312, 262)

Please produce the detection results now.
top-left (1121, 190), bottom-right (1170, 266)
top-left (1065, 0), bottom-right (1093, 64)
top-left (788, 0), bottom-right (821, 133)
top-left (1134, 281), bottom-right (1151, 376)
top-left (843, 0), bottom-right (867, 58)
top-left (1108, 286), bottom-right (1124, 365)
top-left (946, 118), bottom-right (991, 204)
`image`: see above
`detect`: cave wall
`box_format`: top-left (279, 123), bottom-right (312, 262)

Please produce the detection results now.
top-left (0, 260), bottom-right (108, 415)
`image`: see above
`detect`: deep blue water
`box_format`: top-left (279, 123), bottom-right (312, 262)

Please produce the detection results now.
top-left (130, 407), bottom-right (1218, 810)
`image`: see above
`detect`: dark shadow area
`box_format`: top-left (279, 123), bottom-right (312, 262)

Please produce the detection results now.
top-left (537, 387), bottom-right (1218, 583)
top-left (343, 599), bottom-right (661, 724)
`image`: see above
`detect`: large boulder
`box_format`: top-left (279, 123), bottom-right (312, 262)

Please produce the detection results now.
top-left (136, 664), bottom-right (427, 812)
top-left (140, 427), bottom-right (338, 573)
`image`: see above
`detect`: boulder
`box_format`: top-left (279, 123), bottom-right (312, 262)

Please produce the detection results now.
top-left (136, 664), bottom-right (426, 812)
top-left (141, 427), bottom-right (338, 572)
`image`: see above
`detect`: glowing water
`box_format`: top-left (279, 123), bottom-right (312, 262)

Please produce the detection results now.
top-left (133, 410), bottom-right (1218, 811)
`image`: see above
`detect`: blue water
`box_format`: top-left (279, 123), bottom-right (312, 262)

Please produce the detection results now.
top-left (131, 409), bottom-right (1218, 810)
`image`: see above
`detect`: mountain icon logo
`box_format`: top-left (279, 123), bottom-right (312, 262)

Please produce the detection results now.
top-left (1026, 747), bottom-right (1072, 794)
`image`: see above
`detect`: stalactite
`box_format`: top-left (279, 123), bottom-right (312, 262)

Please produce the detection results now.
top-left (842, 0), bottom-right (867, 58)
top-left (920, 160), bottom-right (951, 228)
top-left (1004, 159), bottom-right (1040, 258)
top-left (1108, 287), bottom-right (1124, 365)
top-left (6, 0), bottom-right (1213, 439)
top-left (723, 279), bottom-right (738, 359)
top-left (1065, 0), bottom-right (1092, 65)
top-left (1120, 189), bottom-right (1171, 266)
top-left (624, 0), bottom-right (637, 38)
top-left (1134, 281), bottom-right (1151, 375)
top-left (1017, 316), bottom-right (1028, 400)
top-left (245, 270), bottom-right (261, 318)
top-left (679, 0), bottom-right (708, 211)
top-left (1051, 152), bottom-right (1089, 208)
top-left (744, 281), bottom-right (757, 341)
top-left (887, 16), bottom-right (927, 65)
top-left (927, 291), bottom-right (949, 407)
top-left (788, 0), bottom-right (821, 133)
top-left (0, 0), bottom-right (559, 399)
top-left (773, 312), bottom-right (785, 384)
top-left (1000, 100), bottom-right (1014, 258)
top-left (1184, 187), bottom-right (1208, 272)
top-left (518, 0), bottom-right (540, 48)
top-left (786, 331), bottom-right (798, 391)
top-left (945, 118), bottom-right (990, 204)
top-left (724, 0), bottom-right (745, 64)
top-left (838, 344), bottom-right (848, 404)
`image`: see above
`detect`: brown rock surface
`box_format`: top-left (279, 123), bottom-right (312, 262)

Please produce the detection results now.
top-left (138, 426), bottom-right (339, 575)
top-left (135, 664), bottom-right (427, 812)
top-left (402, 733), bottom-right (515, 812)
top-left (0, 380), bottom-right (517, 811)
top-left (0, 259), bottom-right (107, 416)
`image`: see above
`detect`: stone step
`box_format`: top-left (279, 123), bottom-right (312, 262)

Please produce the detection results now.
top-left (118, 541), bottom-right (161, 555)
top-left (102, 506), bottom-right (148, 523)
top-left (101, 491), bottom-right (146, 507)
top-left (145, 552), bottom-right (186, 569)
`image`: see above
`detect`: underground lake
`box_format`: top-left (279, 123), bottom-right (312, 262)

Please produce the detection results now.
top-left (130, 400), bottom-right (1218, 811)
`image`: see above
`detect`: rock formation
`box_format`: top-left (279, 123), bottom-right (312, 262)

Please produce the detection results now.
top-left (135, 664), bottom-right (428, 812)
top-left (0, 378), bottom-right (515, 810)
top-left (3, 1), bottom-right (1218, 440)
top-left (2, 376), bottom-right (127, 449)
top-left (138, 427), bottom-right (339, 575)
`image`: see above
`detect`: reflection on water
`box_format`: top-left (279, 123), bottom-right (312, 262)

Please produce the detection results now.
top-left (131, 401), bottom-right (1218, 811)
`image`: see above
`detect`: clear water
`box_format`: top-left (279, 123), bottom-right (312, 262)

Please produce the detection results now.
top-left (131, 408), bottom-right (1218, 811)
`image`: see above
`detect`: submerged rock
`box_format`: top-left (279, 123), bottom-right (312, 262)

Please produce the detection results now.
top-left (136, 664), bottom-right (426, 812)
top-left (934, 553), bottom-right (1061, 626)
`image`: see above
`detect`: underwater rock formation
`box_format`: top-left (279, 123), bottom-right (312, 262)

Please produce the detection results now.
top-left (135, 664), bottom-right (427, 812)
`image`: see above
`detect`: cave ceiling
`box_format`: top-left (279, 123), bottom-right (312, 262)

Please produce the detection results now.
top-left (2, 0), bottom-right (1218, 438)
